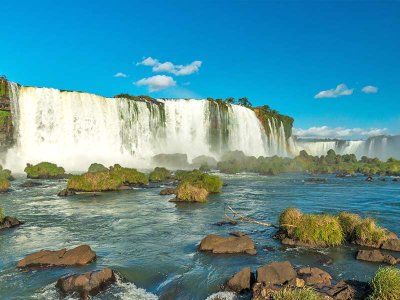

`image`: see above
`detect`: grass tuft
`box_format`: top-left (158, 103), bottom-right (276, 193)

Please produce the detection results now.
top-left (175, 182), bottom-right (209, 202)
top-left (271, 287), bottom-right (324, 300)
top-left (368, 267), bottom-right (400, 300)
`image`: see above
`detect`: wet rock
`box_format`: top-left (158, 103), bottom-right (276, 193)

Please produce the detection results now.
top-left (366, 176), bottom-right (373, 181)
top-left (57, 188), bottom-right (76, 197)
top-left (160, 188), bottom-right (176, 195)
top-left (281, 237), bottom-right (326, 248)
top-left (17, 245), bottom-right (96, 268)
top-left (262, 245), bottom-right (275, 252)
top-left (256, 261), bottom-right (297, 286)
top-left (381, 238), bottom-right (400, 252)
top-left (118, 185), bottom-right (131, 190)
top-left (199, 234), bottom-right (257, 255)
top-left (226, 267), bottom-right (254, 293)
top-left (56, 268), bottom-right (116, 299)
top-left (297, 267), bottom-right (332, 288)
top-left (288, 277), bottom-right (305, 288)
top-left (356, 249), bottom-right (398, 265)
top-left (392, 177), bottom-right (400, 182)
top-left (0, 216), bottom-right (23, 230)
top-left (326, 280), bottom-right (370, 300)
top-left (20, 180), bottom-right (43, 188)
top-left (304, 178), bottom-right (327, 183)
top-left (229, 231), bottom-right (247, 237)
top-left (272, 229), bottom-right (287, 240)
top-left (214, 220), bottom-right (238, 226)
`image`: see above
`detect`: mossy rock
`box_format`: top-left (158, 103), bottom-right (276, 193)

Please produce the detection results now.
top-left (175, 182), bottom-right (209, 203)
top-left (24, 162), bottom-right (65, 179)
top-left (174, 169), bottom-right (223, 193)
top-left (369, 267), bottom-right (400, 300)
top-left (88, 163), bottom-right (108, 173)
top-left (0, 165), bottom-right (13, 181)
top-left (149, 167), bottom-right (172, 182)
top-left (0, 178), bottom-right (10, 192)
top-left (109, 164), bottom-right (148, 186)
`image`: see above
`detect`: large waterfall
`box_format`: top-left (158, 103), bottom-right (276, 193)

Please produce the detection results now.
top-left (1, 84), bottom-right (291, 171)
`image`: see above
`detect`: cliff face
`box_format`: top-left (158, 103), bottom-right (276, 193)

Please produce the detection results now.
top-left (0, 77), bottom-right (14, 152)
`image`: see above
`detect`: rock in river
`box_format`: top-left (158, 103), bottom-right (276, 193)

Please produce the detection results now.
top-left (226, 267), bottom-right (254, 293)
top-left (199, 234), bottom-right (257, 255)
top-left (256, 261), bottom-right (297, 286)
top-left (159, 188), bottom-right (176, 195)
top-left (17, 245), bottom-right (96, 268)
top-left (356, 249), bottom-right (398, 265)
top-left (0, 216), bottom-right (23, 230)
top-left (56, 268), bottom-right (116, 299)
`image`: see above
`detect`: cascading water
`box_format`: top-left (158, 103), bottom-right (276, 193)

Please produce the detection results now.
top-left (2, 84), bottom-right (291, 172)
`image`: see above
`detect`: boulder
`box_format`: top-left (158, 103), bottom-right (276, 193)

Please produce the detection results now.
top-left (356, 249), bottom-right (398, 265)
top-left (56, 268), bottom-right (116, 299)
top-left (0, 216), bottom-right (23, 230)
top-left (297, 267), bottom-right (332, 288)
top-left (381, 238), bottom-right (400, 252)
top-left (160, 188), bottom-right (176, 195)
top-left (366, 176), bottom-right (373, 181)
top-left (256, 261), bottom-right (297, 286)
top-left (393, 177), bottom-right (400, 182)
top-left (326, 280), bottom-right (370, 300)
top-left (226, 267), bottom-right (253, 293)
top-left (20, 180), bottom-right (43, 188)
top-left (199, 234), bottom-right (256, 255)
top-left (17, 245), bottom-right (96, 268)
top-left (58, 188), bottom-right (76, 197)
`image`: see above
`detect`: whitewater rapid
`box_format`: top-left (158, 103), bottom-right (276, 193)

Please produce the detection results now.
top-left (2, 84), bottom-right (290, 172)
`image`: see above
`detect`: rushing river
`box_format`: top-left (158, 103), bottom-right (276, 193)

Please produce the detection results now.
top-left (0, 173), bottom-right (399, 300)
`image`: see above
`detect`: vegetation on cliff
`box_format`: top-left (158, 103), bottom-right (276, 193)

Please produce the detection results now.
top-left (149, 167), bottom-right (172, 182)
top-left (0, 110), bottom-right (11, 128)
top-left (24, 162), bottom-right (66, 179)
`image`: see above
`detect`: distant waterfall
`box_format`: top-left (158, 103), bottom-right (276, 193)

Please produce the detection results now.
top-left (2, 85), bottom-right (291, 171)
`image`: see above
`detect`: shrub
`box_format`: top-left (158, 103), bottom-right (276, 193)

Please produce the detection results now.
top-left (109, 164), bottom-right (148, 186)
top-left (293, 214), bottom-right (344, 247)
top-left (0, 165), bottom-right (13, 180)
top-left (24, 162), bottom-right (65, 179)
top-left (67, 171), bottom-right (123, 192)
top-left (279, 208), bottom-right (302, 233)
top-left (338, 212), bottom-right (361, 240)
top-left (88, 163), bottom-right (108, 173)
top-left (368, 267), bottom-right (400, 300)
top-left (0, 178), bottom-right (10, 192)
top-left (175, 182), bottom-right (209, 202)
top-left (0, 207), bottom-right (5, 222)
top-left (149, 167), bottom-right (172, 182)
top-left (354, 218), bottom-right (389, 247)
top-left (174, 170), bottom-right (223, 193)
top-left (271, 287), bottom-right (324, 300)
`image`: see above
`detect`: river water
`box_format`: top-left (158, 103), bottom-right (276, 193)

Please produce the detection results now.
top-left (0, 173), bottom-right (399, 300)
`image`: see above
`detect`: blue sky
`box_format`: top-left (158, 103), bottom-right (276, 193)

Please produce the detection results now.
top-left (1, 0), bottom-right (399, 138)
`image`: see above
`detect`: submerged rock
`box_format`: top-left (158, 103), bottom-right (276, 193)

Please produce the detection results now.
top-left (226, 267), bottom-right (254, 293)
top-left (199, 234), bottom-right (256, 255)
top-left (366, 176), bottom-right (373, 181)
top-left (256, 261), bottom-right (297, 286)
top-left (159, 188), bottom-right (175, 195)
top-left (0, 216), bottom-right (23, 230)
top-left (326, 280), bottom-right (370, 300)
top-left (56, 268), bottom-right (116, 299)
top-left (17, 245), bottom-right (96, 268)
top-left (356, 249), bottom-right (399, 265)
top-left (20, 180), bottom-right (43, 188)
top-left (57, 188), bottom-right (76, 197)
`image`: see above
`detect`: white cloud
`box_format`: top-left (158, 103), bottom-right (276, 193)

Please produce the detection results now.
top-left (314, 84), bottom-right (353, 99)
top-left (135, 75), bottom-right (176, 92)
top-left (137, 57), bottom-right (202, 76)
top-left (113, 72), bottom-right (127, 78)
top-left (362, 85), bottom-right (378, 94)
top-left (294, 126), bottom-right (388, 139)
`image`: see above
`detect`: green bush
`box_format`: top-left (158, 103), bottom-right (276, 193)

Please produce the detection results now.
top-left (175, 182), bottom-right (209, 202)
top-left (354, 218), bottom-right (389, 247)
top-left (24, 162), bottom-right (65, 179)
top-left (0, 207), bottom-right (5, 222)
top-left (175, 169), bottom-right (223, 193)
top-left (109, 164), bottom-right (148, 186)
top-left (279, 208), bottom-right (302, 235)
top-left (88, 163), bottom-right (108, 173)
top-left (368, 267), bottom-right (400, 300)
top-left (0, 178), bottom-right (10, 192)
top-left (149, 167), bottom-right (172, 182)
top-left (0, 165), bottom-right (13, 180)
top-left (271, 287), bottom-right (324, 300)
top-left (338, 212), bottom-right (361, 240)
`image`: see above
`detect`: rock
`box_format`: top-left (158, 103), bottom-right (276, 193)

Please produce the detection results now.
top-left (288, 277), bottom-right (305, 288)
top-left (118, 185), bottom-right (131, 190)
top-left (199, 234), bottom-right (257, 255)
top-left (304, 178), bottom-right (327, 183)
top-left (326, 280), bottom-right (370, 300)
top-left (226, 267), bottom-right (254, 293)
top-left (272, 229), bottom-right (287, 240)
top-left (214, 220), bottom-right (238, 226)
top-left (56, 268), bottom-right (116, 299)
top-left (366, 176), bottom-right (373, 181)
top-left (356, 249), bottom-right (398, 265)
top-left (17, 245), bottom-right (96, 268)
top-left (297, 267), bottom-right (332, 288)
top-left (0, 216), bottom-right (23, 230)
top-left (20, 180), bottom-right (43, 188)
top-left (393, 177), bottom-right (400, 182)
top-left (160, 188), bottom-right (176, 195)
top-left (58, 188), bottom-right (76, 197)
top-left (229, 231), bottom-right (247, 237)
top-left (256, 261), bottom-right (297, 286)
top-left (381, 238), bottom-right (400, 252)
top-left (281, 237), bottom-right (325, 248)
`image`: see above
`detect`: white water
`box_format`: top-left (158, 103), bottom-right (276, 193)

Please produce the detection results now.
top-left (2, 84), bottom-right (290, 172)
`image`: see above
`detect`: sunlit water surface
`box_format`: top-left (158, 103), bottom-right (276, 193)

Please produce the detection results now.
top-left (0, 173), bottom-right (399, 300)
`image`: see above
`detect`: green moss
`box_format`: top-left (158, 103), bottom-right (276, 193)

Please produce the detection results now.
top-left (149, 167), bottom-right (172, 182)
top-left (271, 287), bottom-right (324, 300)
top-left (88, 163), bottom-right (108, 173)
top-left (0, 165), bottom-right (13, 180)
top-left (175, 181), bottom-right (209, 202)
top-left (368, 267), bottom-right (400, 300)
top-left (110, 164), bottom-right (148, 186)
top-left (354, 218), bottom-right (389, 246)
top-left (175, 169), bottom-right (223, 193)
top-left (0, 207), bottom-right (4, 222)
top-left (0, 110), bottom-right (11, 128)
top-left (24, 162), bottom-right (65, 179)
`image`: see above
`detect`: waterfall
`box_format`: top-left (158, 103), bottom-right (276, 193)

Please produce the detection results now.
top-left (2, 85), bottom-right (291, 171)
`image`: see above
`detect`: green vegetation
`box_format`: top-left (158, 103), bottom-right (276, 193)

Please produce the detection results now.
top-left (271, 287), bottom-right (324, 300)
top-left (88, 163), bottom-right (108, 173)
top-left (0, 165), bottom-right (13, 180)
top-left (175, 182), bottom-right (209, 202)
top-left (24, 162), bottom-right (65, 179)
top-left (67, 164), bottom-right (148, 192)
top-left (0, 178), bottom-right (10, 192)
top-left (149, 167), bottom-right (172, 182)
top-left (279, 208), bottom-right (391, 247)
top-left (0, 110), bottom-right (11, 128)
top-left (0, 207), bottom-right (4, 223)
top-left (368, 267), bottom-right (400, 300)
top-left (254, 105), bottom-right (294, 138)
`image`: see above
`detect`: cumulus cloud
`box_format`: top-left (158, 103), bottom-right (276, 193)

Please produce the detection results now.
top-left (113, 72), bottom-right (127, 78)
top-left (135, 75), bottom-right (176, 92)
top-left (137, 57), bottom-right (202, 76)
top-left (361, 85), bottom-right (378, 94)
top-left (294, 126), bottom-right (388, 139)
top-left (314, 84), bottom-right (353, 99)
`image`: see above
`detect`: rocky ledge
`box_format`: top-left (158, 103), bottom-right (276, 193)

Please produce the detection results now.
top-left (0, 216), bottom-right (23, 230)
top-left (199, 233), bottom-right (257, 255)
top-left (356, 249), bottom-right (399, 265)
top-left (17, 245), bottom-right (96, 268)
top-left (56, 268), bottom-right (116, 299)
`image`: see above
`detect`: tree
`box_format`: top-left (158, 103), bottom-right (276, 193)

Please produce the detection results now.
top-left (238, 97), bottom-right (252, 108)
top-left (225, 97), bottom-right (235, 104)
